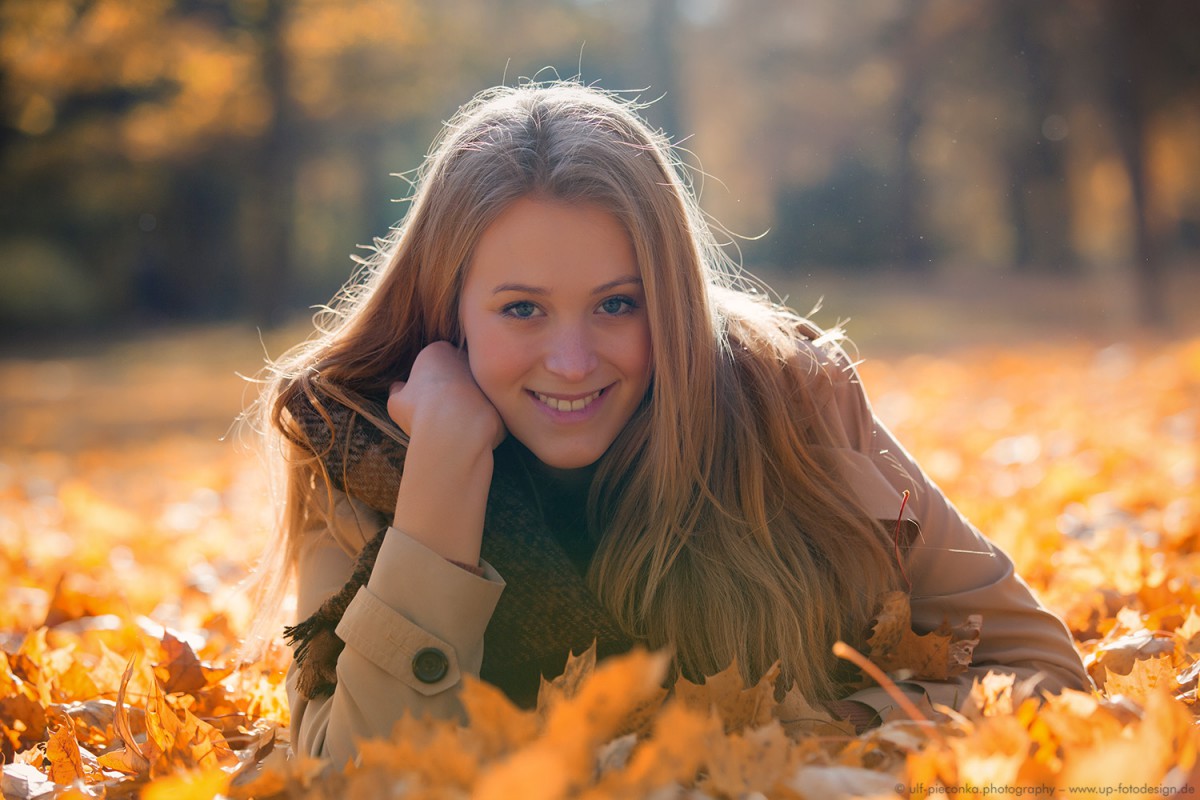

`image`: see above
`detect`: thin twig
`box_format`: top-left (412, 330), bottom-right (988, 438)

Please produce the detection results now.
top-left (832, 641), bottom-right (946, 746)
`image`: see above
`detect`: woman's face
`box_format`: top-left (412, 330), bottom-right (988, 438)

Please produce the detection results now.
top-left (458, 196), bottom-right (653, 470)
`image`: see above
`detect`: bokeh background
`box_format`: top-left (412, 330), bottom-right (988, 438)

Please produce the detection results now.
top-left (1, 7), bottom-right (1199, 783)
top-left (2, 0), bottom-right (1199, 355)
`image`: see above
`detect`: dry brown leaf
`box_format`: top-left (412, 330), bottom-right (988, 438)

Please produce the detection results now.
top-left (473, 747), bottom-right (571, 800)
top-left (227, 747), bottom-right (325, 800)
top-left (357, 722), bottom-right (481, 793)
top-left (460, 675), bottom-right (542, 759)
top-left (950, 713), bottom-right (1037, 790)
top-left (50, 660), bottom-right (101, 705)
top-left (0, 650), bottom-right (20, 696)
top-left (588, 703), bottom-right (721, 796)
top-left (536, 642), bottom-right (598, 714)
top-left (959, 671), bottom-right (1017, 719)
top-left (97, 666), bottom-right (152, 774)
top-left (143, 669), bottom-right (184, 763)
top-left (1176, 608), bottom-right (1200, 657)
top-left (673, 659), bottom-right (779, 733)
top-left (1102, 654), bottom-right (1177, 703)
top-left (866, 591), bottom-right (982, 681)
top-left (474, 648), bottom-right (670, 799)
top-left (1058, 689), bottom-right (1192, 793)
top-left (59, 699), bottom-right (118, 750)
top-left (0, 694), bottom-right (47, 762)
top-left (45, 712), bottom-right (86, 786)
top-left (775, 685), bottom-right (856, 737)
top-left (94, 656), bottom-right (237, 777)
top-left (535, 640), bottom-right (668, 739)
top-left (700, 720), bottom-right (798, 798)
top-left (155, 631), bottom-right (231, 694)
top-left (541, 647), bottom-right (670, 762)
top-left (1086, 628), bottom-right (1176, 689)
top-left (41, 575), bottom-right (126, 630)
top-left (1176, 658), bottom-right (1200, 697)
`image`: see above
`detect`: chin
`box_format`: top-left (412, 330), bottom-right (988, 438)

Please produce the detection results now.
top-left (524, 443), bottom-right (605, 471)
top-left (537, 453), bottom-right (600, 470)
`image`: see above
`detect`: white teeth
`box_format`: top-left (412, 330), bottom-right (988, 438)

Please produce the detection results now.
top-left (534, 389), bottom-right (601, 412)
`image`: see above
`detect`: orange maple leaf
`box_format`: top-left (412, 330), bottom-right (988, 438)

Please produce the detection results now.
top-left (1085, 627), bottom-right (1176, 690)
top-left (699, 720), bottom-right (798, 798)
top-left (44, 711), bottom-right (86, 786)
top-left (537, 642), bottom-right (599, 714)
top-left (674, 659), bottom-right (779, 734)
top-left (1101, 655), bottom-right (1176, 704)
top-left (775, 685), bottom-right (855, 738)
top-left (588, 703), bottom-right (723, 796)
top-left (461, 675), bottom-right (542, 759)
top-left (154, 631), bottom-right (232, 694)
top-left (866, 590), bottom-right (982, 681)
top-left (95, 657), bottom-right (237, 778)
top-left (538, 642), bottom-right (667, 738)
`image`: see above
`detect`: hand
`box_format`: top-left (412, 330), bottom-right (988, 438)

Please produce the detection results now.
top-left (386, 342), bottom-right (504, 564)
top-left (386, 341), bottom-right (507, 452)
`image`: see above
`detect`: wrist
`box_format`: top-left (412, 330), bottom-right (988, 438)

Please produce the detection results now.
top-left (392, 432), bottom-right (493, 565)
top-left (447, 558), bottom-right (486, 577)
top-left (410, 400), bottom-right (501, 458)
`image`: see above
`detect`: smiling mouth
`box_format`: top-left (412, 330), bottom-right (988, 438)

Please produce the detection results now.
top-left (533, 388), bottom-right (604, 412)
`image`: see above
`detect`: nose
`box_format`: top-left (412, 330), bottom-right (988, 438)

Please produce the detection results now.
top-left (544, 324), bottom-right (599, 383)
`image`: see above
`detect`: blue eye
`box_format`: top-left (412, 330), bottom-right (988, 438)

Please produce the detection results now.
top-left (598, 296), bottom-right (637, 315)
top-left (501, 301), bottom-right (540, 319)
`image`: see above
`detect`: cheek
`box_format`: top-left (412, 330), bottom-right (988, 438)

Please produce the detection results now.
top-left (464, 343), bottom-right (496, 394)
top-left (465, 332), bottom-right (521, 399)
top-left (460, 304), bottom-right (500, 391)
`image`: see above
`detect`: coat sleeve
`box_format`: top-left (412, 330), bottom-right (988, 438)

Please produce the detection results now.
top-left (805, 339), bottom-right (1092, 719)
top-left (287, 487), bottom-right (505, 766)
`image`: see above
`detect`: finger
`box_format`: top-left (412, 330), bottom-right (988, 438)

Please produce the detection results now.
top-left (386, 381), bottom-right (407, 423)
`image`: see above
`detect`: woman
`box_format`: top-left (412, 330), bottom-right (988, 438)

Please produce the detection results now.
top-left (259, 82), bottom-right (1088, 764)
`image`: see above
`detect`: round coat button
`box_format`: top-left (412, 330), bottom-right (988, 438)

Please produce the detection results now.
top-left (412, 647), bottom-right (449, 683)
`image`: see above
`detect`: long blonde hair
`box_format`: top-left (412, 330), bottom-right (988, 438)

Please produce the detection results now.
top-left (257, 82), bottom-right (900, 700)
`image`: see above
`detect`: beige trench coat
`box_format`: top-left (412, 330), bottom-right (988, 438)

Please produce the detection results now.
top-left (286, 342), bottom-right (1091, 765)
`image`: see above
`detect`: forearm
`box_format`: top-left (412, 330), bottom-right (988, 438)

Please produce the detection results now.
top-left (392, 414), bottom-right (495, 565)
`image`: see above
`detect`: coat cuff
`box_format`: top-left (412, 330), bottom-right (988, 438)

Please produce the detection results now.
top-left (336, 586), bottom-right (463, 696)
top-left (365, 526), bottom-right (504, 646)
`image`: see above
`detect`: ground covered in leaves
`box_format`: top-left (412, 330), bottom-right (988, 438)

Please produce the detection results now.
top-left (1, 327), bottom-right (1198, 798)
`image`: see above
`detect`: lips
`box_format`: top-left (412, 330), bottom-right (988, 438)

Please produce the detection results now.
top-left (532, 388), bottom-right (603, 412)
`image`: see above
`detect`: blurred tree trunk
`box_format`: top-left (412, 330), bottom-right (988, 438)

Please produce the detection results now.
top-left (155, 161), bottom-right (240, 317)
top-left (1102, 1), bottom-right (1167, 329)
top-left (246, 0), bottom-right (298, 326)
top-left (645, 0), bottom-right (684, 142)
top-left (1003, 2), bottom-right (1075, 274)
top-left (0, 64), bottom-right (17, 241)
top-left (890, 0), bottom-right (931, 271)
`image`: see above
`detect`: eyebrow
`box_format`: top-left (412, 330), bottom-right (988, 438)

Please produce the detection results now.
top-left (491, 276), bottom-right (643, 296)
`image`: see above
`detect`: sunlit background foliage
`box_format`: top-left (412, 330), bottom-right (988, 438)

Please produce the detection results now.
top-left (1, 0), bottom-right (1198, 337)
